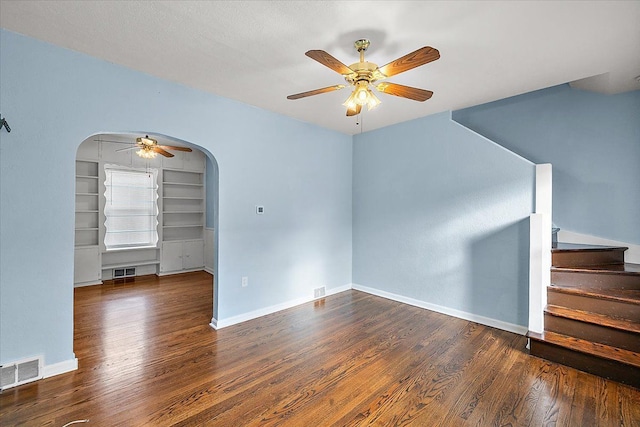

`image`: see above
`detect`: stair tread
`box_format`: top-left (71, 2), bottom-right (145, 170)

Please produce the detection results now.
top-left (552, 243), bottom-right (628, 252)
top-left (545, 304), bottom-right (640, 333)
top-left (548, 285), bottom-right (640, 304)
top-left (529, 331), bottom-right (640, 368)
top-left (551, 263), bottom-right (640, 275)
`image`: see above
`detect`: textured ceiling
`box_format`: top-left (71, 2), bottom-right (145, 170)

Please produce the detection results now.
top-left (1, 1), bottom-right (639, 135)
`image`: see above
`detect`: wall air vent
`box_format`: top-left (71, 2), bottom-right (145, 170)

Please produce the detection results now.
top-left (1, 356), bottom-right (43, 390)
top-left (113, 267), bottom-right (136, 278)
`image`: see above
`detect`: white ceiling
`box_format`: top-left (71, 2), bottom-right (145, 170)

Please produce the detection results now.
top-left (1, 1), bottom-right (639, 135)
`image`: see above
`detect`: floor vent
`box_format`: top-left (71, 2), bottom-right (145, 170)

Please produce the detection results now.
top-left (314, 286), bottom-right (326, 299)
top-left (114, 267), bottom-right (136, 278)
top-left (1, 356), bottom-right (43, 390)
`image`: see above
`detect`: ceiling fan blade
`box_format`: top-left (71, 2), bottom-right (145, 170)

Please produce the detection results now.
top-left (95, 139), bottom-right (133, 144)
top-left (346, 103), bottom-right (362, 117)
top-left (377, 46), bottom-right (440, 78)
top-left (305, 50), bottom-right (354, 76)
top-left (375, 82), bottom-right (433, 102)
top-left (152, 147), bottom-right (174, 158)
top-left (287, 84), bottom-right (346, 100)
top-left (115, 146), bottom-right (138, 152)
top-left (158, 145), bottom-right (192, 152)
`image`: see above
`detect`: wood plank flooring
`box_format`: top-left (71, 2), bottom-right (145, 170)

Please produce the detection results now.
top-left (1, 271), bottom-right (639, 426)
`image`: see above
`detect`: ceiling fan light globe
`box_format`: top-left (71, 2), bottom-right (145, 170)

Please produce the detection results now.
top-left (342, 91), bottom-right (358, 109)
top-left (356, 89), bottom-right (368, 103)
top-left (136, 148), bottom-right (157, 159)
top-left (366, 90), bottom-right (381, 110)
top-left (353, 81), bottom-right (371, 106)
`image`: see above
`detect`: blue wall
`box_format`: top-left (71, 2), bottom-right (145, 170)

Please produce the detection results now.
top-left (352, 112), bottom-right (535, 327)
top-left (0, 30), bottom-right (352, 367)
top-left (6, 28), bottom-right (634, 371)
top-left (453, 85), bottom-right (640, 244)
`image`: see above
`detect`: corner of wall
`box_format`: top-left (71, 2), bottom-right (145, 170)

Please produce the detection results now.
top-left (43, 357), bottom-right (78, 379)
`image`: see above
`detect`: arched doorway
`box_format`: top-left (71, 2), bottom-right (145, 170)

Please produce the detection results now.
top-left (73, 131), bottom-right (219, 324)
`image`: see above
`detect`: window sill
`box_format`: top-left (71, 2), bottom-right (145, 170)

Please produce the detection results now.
top-left (105, 245), bottom-right (159, 252)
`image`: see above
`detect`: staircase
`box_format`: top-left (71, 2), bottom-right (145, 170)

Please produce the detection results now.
top-left (529, 243), bottom-right (640, 388)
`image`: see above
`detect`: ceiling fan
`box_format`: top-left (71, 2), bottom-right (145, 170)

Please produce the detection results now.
top-left (287, 39), bottom-right (440, 116)
top-left (99, 135), bottom-right (193, 159)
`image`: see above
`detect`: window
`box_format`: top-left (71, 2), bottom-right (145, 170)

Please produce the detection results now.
top-left (104, 166), bottom-right (159, 250)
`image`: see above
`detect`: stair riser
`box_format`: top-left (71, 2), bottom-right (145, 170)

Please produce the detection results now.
top-left (544, 314), bottom-right (640, 353)
top-left (552, 250), bottom-right (625, 268)
top-left (547, 291), bottom-right (640, 322)
top-left (529, 339), bottom-right (640, 389)
top-left (551, 270), bottom-right (640, 290)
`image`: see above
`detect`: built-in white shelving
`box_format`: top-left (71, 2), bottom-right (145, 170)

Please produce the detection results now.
top-left (75, 161), bottom-right (100, 247)
top-left (162, 170), bottom-right (204, 242)
top-left (74, 160), bottom-right (102, 286)
top-left (160, 167), bottom-right (205, 274)
top-left (74, 138), bottom-right (208, 282)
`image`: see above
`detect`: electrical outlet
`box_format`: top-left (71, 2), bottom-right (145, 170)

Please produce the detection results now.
top-left (241, 276), bottom-right (248, 287)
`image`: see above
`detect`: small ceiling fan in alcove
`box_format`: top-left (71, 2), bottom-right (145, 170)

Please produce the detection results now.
top-left (287, 39), bottom-right (440, 116)
top-left (97, 135), bottom-right (192, 159)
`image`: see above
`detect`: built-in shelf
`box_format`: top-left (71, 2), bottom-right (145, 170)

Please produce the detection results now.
top-left (161, 169), bottom-right (204, 245)
top-left (163, 211), bottom-right (204, 215)
top-left (102, 260), bottom-right (160, 270)
top-left (159, 165), bottom-right (206, 274)
top-left (75, 158), bottom-right (101, 286)
top-left (163, 181), bottom-right (203, 187)
top-left (76, 243), bottom-right (99, 248)
top-left (75, 160), bottom-right (100, 248)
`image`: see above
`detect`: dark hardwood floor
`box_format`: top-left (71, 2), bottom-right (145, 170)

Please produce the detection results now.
top-left (1, 271), bottom-right (639, 426)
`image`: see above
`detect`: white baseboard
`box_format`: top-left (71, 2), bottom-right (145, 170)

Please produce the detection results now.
top-left (74, 280), bottom-right (103, 288)
top-left (211, 282), bottom-right (526, 336)
top-left (158, 268), bottom-right (205, 277)
top-left (352, 284), bottom-right (528, 336)
top-left (209, 317), bottom-right (218, 330)
top-left (204, 267), bottom-right (215, 275)
top-left (43, 357), bottom-right (78, 378)
top-left (558, 230), bottom-right (640, 264)
top-left (214, 284), bottom-right (352, 329)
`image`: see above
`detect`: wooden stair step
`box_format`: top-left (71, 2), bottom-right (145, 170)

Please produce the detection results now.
top-left (551, 263), bottom-right (640, 290)
top-left (547, 285), bottom-right (640, 322)
top-left (545, 304), bottom-right (640, 333)
top-left (552, 263), bottom-right (640, 274)
top-left (544, 305), bottom-right (640, 352)
top-left (552, 243), bottom-right (628, 251)
top-left (529, 331), bottom-right (640, 388)
top-left (552, 243), bottom-right (627, 268)
top-left (531, 331), bottom-right (640, 368)
top-left (549, 285), bottom-right (640, 304)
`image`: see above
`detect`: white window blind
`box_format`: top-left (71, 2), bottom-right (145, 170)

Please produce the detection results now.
top-left (104, 167), bottom-right (159, 250)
